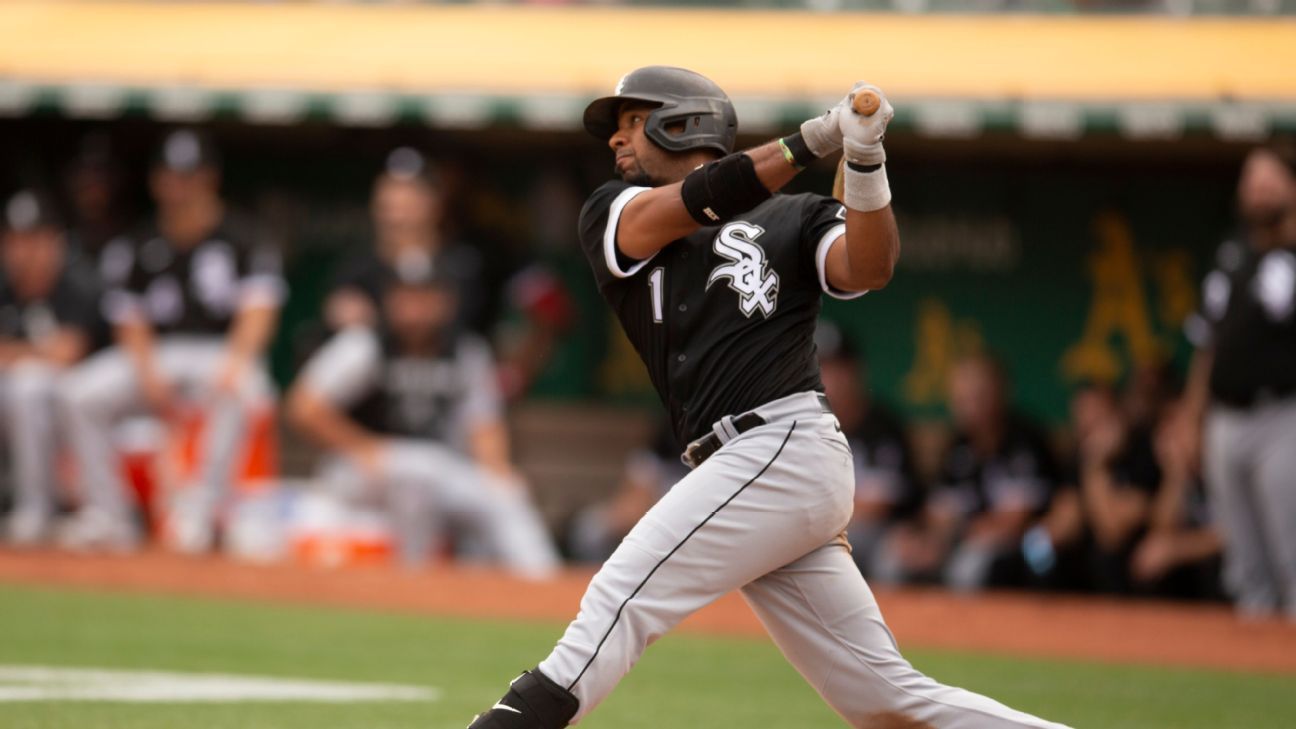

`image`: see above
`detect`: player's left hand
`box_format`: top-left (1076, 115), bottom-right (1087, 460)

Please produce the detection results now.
top-left (839, 83), bottom-right (894, 166)
top-left (799, 96), bottom-right (850, 158)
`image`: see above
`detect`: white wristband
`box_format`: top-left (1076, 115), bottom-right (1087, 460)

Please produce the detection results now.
top-left (843, 163), bottom-right (891, 212)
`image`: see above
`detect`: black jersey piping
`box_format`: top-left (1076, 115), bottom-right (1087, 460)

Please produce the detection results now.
top-left (567, 420), bottom-right (799, 691)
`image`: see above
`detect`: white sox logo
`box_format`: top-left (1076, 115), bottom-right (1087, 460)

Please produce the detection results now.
top-left (707, 222), bottom-right (779, 318)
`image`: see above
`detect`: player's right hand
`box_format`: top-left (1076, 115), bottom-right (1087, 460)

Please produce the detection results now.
top-left (839, 83), bottom-right (894, 166)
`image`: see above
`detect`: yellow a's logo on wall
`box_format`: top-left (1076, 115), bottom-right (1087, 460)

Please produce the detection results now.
top-left (1061, 211), bottom-right (1196, 384)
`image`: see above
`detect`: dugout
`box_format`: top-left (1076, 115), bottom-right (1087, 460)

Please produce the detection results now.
top-left (3, 1), bottom-right (1294, 520)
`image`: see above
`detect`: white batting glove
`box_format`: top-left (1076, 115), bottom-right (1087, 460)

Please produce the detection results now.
top-left (838, 83), bottom-right (894, 212)
top-left (798, 96), bottom-right (850, 159)
top-left (839, 83), bottom-right (894, 166)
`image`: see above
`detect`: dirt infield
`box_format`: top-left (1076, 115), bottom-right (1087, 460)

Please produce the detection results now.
top-left (2, 549), bottom-right (1294, 675)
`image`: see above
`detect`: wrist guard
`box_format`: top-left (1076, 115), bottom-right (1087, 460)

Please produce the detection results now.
top-left (843, 161), bottom-right (891, 212)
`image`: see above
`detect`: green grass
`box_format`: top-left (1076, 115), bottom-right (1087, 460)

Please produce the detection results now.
top-left (0, 583), bottom-right (1291, 728)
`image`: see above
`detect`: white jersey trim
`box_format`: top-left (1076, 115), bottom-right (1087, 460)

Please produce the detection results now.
top-left (815, 224), bottom-right (868, 300)
top-left (603, 185), bottom-right (654, 279)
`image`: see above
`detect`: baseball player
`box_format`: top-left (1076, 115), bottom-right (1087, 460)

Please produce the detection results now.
top-left (324, 147), bottom-right (486, 333)
top-left (1182, 143), bottom-right (1296, 619)
top-left (60, 129), bottom-right (283, 553)
top-left (0, 191), bottom-right (99, 545)
top-left (467, 67), bottom-right (1070, 729)
top-left (286, 251), bottom-right (558, 578)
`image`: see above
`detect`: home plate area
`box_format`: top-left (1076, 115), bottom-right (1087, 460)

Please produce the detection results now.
top-left (0, 665), bottom-right (440, 703)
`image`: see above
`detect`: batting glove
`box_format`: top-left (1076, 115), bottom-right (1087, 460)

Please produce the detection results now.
top-left (838, 83), bottom-right (894, 212)
top-left (840, 83), bottom-right (894, 166)
top-left (799, 96), bottom-right (850, 159)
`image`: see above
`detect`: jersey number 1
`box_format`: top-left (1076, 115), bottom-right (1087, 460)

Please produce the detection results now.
top-left (649, 267), bottom-right (665, 324)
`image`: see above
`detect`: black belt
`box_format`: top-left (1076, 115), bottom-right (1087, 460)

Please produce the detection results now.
top-left (681, 393), bottom-right (831, 469)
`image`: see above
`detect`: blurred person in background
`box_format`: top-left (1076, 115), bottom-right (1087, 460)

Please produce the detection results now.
top-left (815, 322), bottom-right (922, 578)
top-left (63, 133), bottom-right (131, 262)
top-left (1129, 398), bottom-right (1222, 600)
top-left (1057, 382), bottom-right (1162, 594)
top-left (60, 129), bottom-right (284, 553)
top-left (1181, 140), bottom-right (1296, 619)
top-left (324, 147), bottom-right (486, 334)
top-left (878, 353), bottom-right (1058, 590)
top-left (286, 251), bottom-right (558, 578)
top-left (0, 191), bottom-right (99, 545)
top-left (566, 420), bottom-right (685, 564)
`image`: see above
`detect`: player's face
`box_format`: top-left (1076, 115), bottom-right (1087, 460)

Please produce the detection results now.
top-left (947, 360), bottom-right (1004, 432)
top-left (1069, 387), bottom-right (1118, 446)
top-left (1238, 150), bottom-right (1296, 249)
top-left (372, 176), bottom-right (442, 239)
top-left (608, 103), bottom-right (671, 187)
top-left (150, 166), bottom-right (220, 209)
top-left (384, 285), bottom-right (457, 349)
top-left (1, 227), bottom-right (64, 296)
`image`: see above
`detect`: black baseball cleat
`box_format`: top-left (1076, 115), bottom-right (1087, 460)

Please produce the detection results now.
top-left (466, 669), bottom-right (579, 729)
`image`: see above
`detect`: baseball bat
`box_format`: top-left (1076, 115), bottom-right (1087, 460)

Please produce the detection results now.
top-left (851, 90), bottom-right (880, 117)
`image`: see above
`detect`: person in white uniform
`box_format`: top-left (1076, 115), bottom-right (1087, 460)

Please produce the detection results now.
top-left (286, 251), bottom-right (558, 578)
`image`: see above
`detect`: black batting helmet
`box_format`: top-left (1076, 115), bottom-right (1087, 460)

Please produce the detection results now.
top-left (583, 66), bottom-right (737, 156)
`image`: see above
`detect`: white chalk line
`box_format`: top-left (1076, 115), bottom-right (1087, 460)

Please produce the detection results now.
top-left (0, 665), bottom-right (440, 703)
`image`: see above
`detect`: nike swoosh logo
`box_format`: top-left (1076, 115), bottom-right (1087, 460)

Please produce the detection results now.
top-left (493, 703), bottom-right (522, 715)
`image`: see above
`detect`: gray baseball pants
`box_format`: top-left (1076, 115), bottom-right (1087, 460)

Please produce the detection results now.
top-left (3, 360), bottom-right (62, 523)
top-left (60, 337), bottom-right (271, 523)
top-left (1205, 396), bottom-right (1296, 619)
top-left (321, 439), bottom-right (559, 579)
top-left (538, 392), bottom-right (1070, 728)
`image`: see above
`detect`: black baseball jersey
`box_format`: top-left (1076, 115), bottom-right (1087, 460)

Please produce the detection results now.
top-left (0, 264), bottom-right (101, 343)
top-left (578, 180), bottom-right (857, 445)
top-left (329, 243), bottom-right (486, 332)
top-left (929, 415), bottom-right (1059, 519)
top-left (1058, 426), bottom-right (1161, 498)
top-left (99, 214), bottom-right (284, 336)
top-left (299, 326), bottom-right (502, 447)
top-left (1193, 239), bottom-right (1296, 408)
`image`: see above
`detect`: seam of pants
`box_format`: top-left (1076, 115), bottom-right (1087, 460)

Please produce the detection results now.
top-left (785, 554), bottom-right (1057, 729)
top-left (567, 420), bottom-right (799, 691)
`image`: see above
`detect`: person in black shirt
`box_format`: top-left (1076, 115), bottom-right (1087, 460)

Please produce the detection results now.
top-left (324, 147), bottom-right (485, 333)
top-left (1129, 398), bottom-right (1223, 600)
top-left (879, 354), bottom-right (1058, 591)
top-left (1053, 383), bottom-right (1162, 594)
top-left (0, 191), bottom-right (99, 545)
top-left (815, 322), bottom-right (922, 578)
top-left (1181, 142), bottom-right (1296, 620)
top-left (60, 129), bottom-right (284, 553)
top-left (467, 67), bottom-right (1067, 729)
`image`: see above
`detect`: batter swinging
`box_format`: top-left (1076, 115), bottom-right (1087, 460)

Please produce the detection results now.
top-left (468, 67), bottom-right (1072, 729)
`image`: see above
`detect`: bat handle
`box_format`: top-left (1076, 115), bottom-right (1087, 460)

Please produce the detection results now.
top-left (851, 90), bottom-right (881, 117)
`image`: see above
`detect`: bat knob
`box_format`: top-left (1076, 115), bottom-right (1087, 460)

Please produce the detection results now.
top-left (851, 91), bottom-right (881, 117)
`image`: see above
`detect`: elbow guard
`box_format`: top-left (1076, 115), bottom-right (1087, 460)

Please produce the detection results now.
top-left (680, 152), bottom-right (772, 226)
